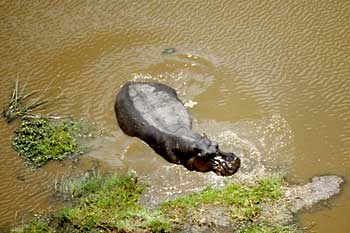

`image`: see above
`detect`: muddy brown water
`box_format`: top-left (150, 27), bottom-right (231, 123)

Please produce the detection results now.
top-left (0, 1), bottom-right (349, 232)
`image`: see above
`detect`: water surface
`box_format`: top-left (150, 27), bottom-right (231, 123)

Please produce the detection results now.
top-left (0, 1), bottom-right (349, 232)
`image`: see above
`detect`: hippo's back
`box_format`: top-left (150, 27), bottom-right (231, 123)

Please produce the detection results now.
top-left (117, 82), bottom-right (192, 135)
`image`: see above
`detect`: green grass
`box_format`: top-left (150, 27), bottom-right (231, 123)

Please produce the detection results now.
top-left (11, 174), bottom-right (295, 233)
top-left (55, 173), bottom-right (170, 232)
top-left (161, 177), bottom-right (283, 222)
top-left (12, 118), bottom-right (82, 167)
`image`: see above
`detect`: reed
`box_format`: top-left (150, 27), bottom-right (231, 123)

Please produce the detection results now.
top-left (3, 79), bottom-right (63, 122)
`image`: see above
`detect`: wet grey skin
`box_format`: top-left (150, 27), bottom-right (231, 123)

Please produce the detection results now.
top-left (115, 82), bottom-right (240, 176)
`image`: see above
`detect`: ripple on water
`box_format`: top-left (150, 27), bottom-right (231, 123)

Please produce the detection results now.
top-left (130, 53), bottom-right (217, 100)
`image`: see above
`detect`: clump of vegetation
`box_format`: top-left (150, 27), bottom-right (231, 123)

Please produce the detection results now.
top-left (11, 173), bottom-right (298, 233)
top-left (12, 118), bottom-right (82, 167)
top-left (2, 79), bottom-right (86, 168)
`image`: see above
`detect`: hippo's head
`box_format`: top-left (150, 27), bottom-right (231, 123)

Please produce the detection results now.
top-left (188, 135), bottom-right (240, 176)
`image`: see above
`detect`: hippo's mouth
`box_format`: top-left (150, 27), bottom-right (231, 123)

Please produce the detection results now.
top-left (210, 153), bottom-right (241, 176)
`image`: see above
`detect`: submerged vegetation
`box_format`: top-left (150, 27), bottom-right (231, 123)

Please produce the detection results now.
top-left (11, 173), bottom-right (297, 233)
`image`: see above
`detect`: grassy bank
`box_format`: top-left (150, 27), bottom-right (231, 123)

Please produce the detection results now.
top-left (162, 178), bottom-right (283, 222)
top-left (11, 172), bottom-right (171, 233)
top-left (11, 172), bottom-right (298, 233)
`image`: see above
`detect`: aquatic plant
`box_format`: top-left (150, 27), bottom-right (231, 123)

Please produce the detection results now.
top-left (3, 79), bottom-right (61, 123)
top-left (2, 79), bottom-right (86, 168)
top-left (12, 118), bottom-right (82, 168)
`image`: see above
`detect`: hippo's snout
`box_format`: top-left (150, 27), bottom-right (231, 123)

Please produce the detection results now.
top-left (211, 152), bottom-right (240, 176)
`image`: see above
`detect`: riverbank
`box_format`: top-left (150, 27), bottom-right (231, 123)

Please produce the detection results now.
top-left (10, 170), bottom-right (343, 233)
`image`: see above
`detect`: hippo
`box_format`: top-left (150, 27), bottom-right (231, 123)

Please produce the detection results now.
top-left (115, 82), bottom-right (240, 176)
